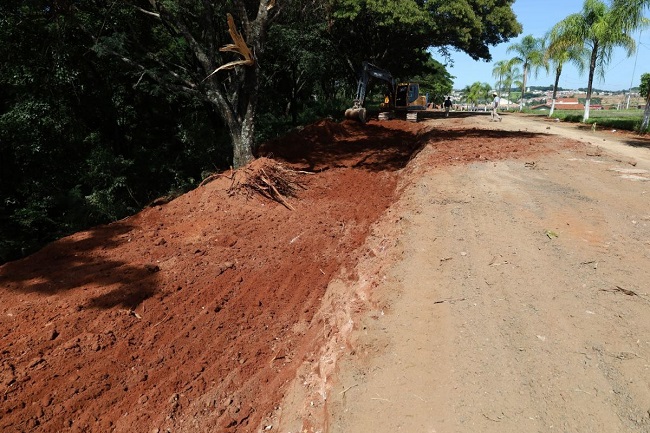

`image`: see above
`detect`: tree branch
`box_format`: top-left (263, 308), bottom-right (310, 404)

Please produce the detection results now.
top-left (135, 6), bottom-right (160, 19)
top-left (233, 0), bottom-right (251, 37)
top-left (150, 2), bottom-right (214, 75)
top-left (200, 0), bottom-right (217, 56)
top-left (103, 47), bottom-right (199, 97)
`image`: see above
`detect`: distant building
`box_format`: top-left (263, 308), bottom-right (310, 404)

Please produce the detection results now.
top-left (531, 98), bottom-right (584, 110)
top-left (496, 98), bottom-right (518, 108)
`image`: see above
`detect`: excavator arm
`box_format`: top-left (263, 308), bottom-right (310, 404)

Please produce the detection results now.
top-left (353, 62), bottom-right (395, 108)
top-left (345, 61), bottom-right (396, 122)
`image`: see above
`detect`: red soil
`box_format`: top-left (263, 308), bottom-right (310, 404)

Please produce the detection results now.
top-left (1, 115), bottom-right (556, 432)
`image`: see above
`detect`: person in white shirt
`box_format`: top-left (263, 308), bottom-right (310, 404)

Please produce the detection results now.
top-left (491, 93), bottom-right (502, 122)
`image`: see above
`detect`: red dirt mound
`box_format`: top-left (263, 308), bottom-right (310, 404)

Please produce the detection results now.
top-left (0, 116), bottom-right (561, 432)
top-left (257, 119), bottom-right (429, 171)
top-left (0, 119), bottom-right (426, 433)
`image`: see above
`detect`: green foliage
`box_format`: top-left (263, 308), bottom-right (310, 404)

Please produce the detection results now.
top-left (409, 57), bottom-right (454, 103)
top-left (331, 0), bottom-right (429, 25)
top-left (641, 73), bottom-right (650, 101)
top-left (327, 0), bottom-right (521, 81)
top-left (0, 2), bottom-right (231, 263)
top-left (507, 35), bottom-right (547, 108)
top-left (548, 0), bottom-right (640, 121)
top-left (545, 109), bottom-right (647, 132)
top-left (462, 82), bottom-right (492, 105)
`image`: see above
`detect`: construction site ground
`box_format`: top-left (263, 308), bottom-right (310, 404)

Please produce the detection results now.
top-left (1, 111), bottom-right (650, 433)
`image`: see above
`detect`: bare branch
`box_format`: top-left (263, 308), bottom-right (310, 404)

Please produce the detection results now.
top-left (135, 6), bottom-right (160, 19)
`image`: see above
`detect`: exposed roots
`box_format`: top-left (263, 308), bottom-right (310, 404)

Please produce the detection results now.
top-left (228, 158), bottom-right (306, 210)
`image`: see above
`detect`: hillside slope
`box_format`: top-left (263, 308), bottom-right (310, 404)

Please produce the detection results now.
top-left (0, 119), bottom-right (428, 432)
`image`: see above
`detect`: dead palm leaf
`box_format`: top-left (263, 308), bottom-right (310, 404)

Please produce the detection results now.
top-left (204, 14), bottom-right (254, 81)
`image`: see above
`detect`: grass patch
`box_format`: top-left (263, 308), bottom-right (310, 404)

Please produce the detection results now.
top-left (527, 109), bottom-right (649, 133)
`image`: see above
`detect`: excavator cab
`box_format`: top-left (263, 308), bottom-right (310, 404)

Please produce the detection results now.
top-left (395, 83), bottom-right (427, 110)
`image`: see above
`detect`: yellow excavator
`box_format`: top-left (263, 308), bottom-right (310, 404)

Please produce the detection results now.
top-left (345, 61), bottom-right (427, 122)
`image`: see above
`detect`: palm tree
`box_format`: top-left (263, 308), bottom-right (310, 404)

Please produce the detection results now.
top-left (549, 0), bottom-right (636, 122)
top-left (463, 82), bottom-right (482, 110)
top-left (612, 0), bottom-right (649, 28)
top-left (492, 60), bottom-right (510, 97)
top-left (460, 85), bottom-right (473, 110)
top-left (507, 35), bottom-right (548, 111)
top-left (480, 83), bottom-right (492, 110)
top-left (461, 82), bottom-right (492, 111)
top-left (503, 63), bottom-right (522, 110)
top-left (545, 34), bottom-right (588, 117)
top-left (612, 0), bottom-right (650, 131)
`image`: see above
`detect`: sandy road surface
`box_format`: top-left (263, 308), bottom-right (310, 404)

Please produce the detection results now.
top-left (301, 114), bottom-right (650, 432)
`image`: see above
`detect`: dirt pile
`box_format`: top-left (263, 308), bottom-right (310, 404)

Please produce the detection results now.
top-left (1, 114), bottom-right (576, 432)
top-left (0, 119), bottom-right (428, 433)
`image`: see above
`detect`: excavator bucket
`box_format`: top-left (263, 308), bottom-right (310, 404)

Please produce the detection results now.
top-left (344, 107), bottom-right (367, 123)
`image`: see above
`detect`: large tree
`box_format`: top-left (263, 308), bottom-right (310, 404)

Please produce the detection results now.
top-left (502, 61), bottom-right (522, 109)
top-left (549, 0), bottom-right (636, 122)
top-left (639, 71), bottom-right (650, 133)
top-left (93, 1), bottom-right (278, 168)
top-left (327, 0), bottom-right (522, 81)
top-left (507, 35), bottom-right (547, 111)
top-left (93, 0), bottom-right (520, 165)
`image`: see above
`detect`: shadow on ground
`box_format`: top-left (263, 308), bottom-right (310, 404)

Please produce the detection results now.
top-left (0, 223), bottom-right (158, 309)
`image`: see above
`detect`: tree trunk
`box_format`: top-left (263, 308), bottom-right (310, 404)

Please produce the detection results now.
top-left (498, 73), bottom-right (503, 98)
top-left (549, 65), bottom-right (562, 118)
top-left (231, 121), bottom-right (255, 168)
top-left (641, 92), bottom-right (650, 132)
top-left (520, 64), bottom-right (528, 112)
top-left (583, 44), bottom-right (598, 123)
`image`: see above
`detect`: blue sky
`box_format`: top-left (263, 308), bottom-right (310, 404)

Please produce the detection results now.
top-left (438, 0), bottom-right (650, 91)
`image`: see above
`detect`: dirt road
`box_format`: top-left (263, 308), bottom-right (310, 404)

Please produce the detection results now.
top-left (2, 112), bottom-right (649, 433)
top-left (280, 114), bottom-right (650, 432)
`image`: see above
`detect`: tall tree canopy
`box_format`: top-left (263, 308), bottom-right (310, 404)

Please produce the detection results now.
top-left (328, 0), bottom-right (522, 80)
